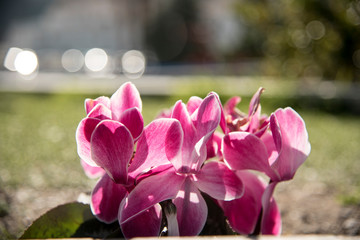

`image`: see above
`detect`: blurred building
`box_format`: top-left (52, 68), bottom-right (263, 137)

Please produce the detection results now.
top-left (0, 0), bottom-right (245, 74)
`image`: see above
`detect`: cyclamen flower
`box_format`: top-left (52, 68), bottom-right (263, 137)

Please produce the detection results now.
top-left (76, 82), bottom-right (144, 168)
top-left (90, 118), bottom-right (182, 238)
top-left (119, 93), bottom-right (244, 236)
top-left (223, 107), bottom-right (311, 182)
top-left (75, 82), bottom-right (168, 237)
top-left (220, 107), bottom-right (310, 234)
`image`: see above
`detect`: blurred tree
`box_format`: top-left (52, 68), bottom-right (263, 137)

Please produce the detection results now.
top-left (145, 0), bottom-right (214, 63)
top-left (232, 0), bottom-right (360, 82)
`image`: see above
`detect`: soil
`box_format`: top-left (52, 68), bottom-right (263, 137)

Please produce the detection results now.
top-left (1, 177), bottom-right (360, 239)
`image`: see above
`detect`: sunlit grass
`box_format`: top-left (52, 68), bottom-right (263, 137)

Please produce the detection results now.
top-left (0, 91), bottom-right (359, 205)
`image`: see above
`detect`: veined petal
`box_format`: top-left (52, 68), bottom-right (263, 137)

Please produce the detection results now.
top-left (91, 120), bottom-right (134, 184)
top-left (194, 93), bottom-right (221, 139)
top-left (223, 132), bottom-right (277, 179)
top-left (128, 118), bottom-right (183, 178)
top-left (173, 177), bottom-right (207, 236)
top-left (211, 92), bottom-right (228, 134)
top-left (189, 93), bottom-right (221, 171)
top-left (206, 131), bottom-right (223, 159)
top-left (223, 96), bottom-right (241, 117)
top-left (90, 174), bottom-right (128, 223)
top-left (261, 182), bottom-right (281, 235)
top-left (110, 82), bottom-right (142, 121)
top-left (119, 107), bottom-right (144, 141)
top-left (193, 161), bottom-right (243, 200)
top-left (217, 171), bottom-right (266, 235)
top-left (120, 203), bottom-right (162, 239)
top-left (80, 159), bottom-right (105, 179)
top-left (186, 96), bottom-right (202, 115)
top-left (248, 87), bottom-right (264, 117)
top-left (270, 108), bottom-right (311, 181)
top-left (76, 117), bottom-right (101, 166)
top-left (119, 169), bottom-right (185, 224)
top-left (171, 100), bottom-right (196, 172)
top-left (87, 103), bottom-right (112, 120)
top-left (85, 96), bottom-right (110, 114)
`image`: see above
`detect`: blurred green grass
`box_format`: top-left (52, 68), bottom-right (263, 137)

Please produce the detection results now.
top-left (0, 89), bottom-right (359, 205)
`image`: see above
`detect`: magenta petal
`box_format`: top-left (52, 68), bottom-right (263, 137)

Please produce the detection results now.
top-left (261, 182), bottom-right (282, 235)
top-left (211, 92), bottom-right (228, 134)
top-left (206, 131), bottom-right (223, 159)
top-left (91, 120), bottom-right (134, 184)
top-left (270, 107), bottom-right (311, 181)
top-left (173, 178), bottom-right (207, 236)
top-left (120, 204), bottom-right (162, 239)
top-left (76, 117), bottom-right (101, 166)
top-left (128, 118), bottom-right (183, 178)
top-left (85, 96), bottom-right (110, 114)
top-left (119, 169), bottom-right (185, 224)
top-left (119, 107), bottom-right (144, 141)
top-left (171, 100), bottom-right (197, 172)
top-left (194, 161), bottom-right (243, 200)
top-left (224, 96), bottom-right (240, 114)
top-left (80, 159), bottom-right (105, 179)
top-left (91, 174), bottom-right (128, 223)
top-left (194, 93), bottom-right (221, 139)
top-left (186, 96), bottom-right (202, 115)
top-left (223, 132), bottom-right (277, 179)
top-left (110, 82), bottom-right (142, 121)
top-left (87, 103), bottom-right (112, 120)
top-left (248, 87), bottom-right (264, 117)
top-left (218, 171), bottom-right (266, 235)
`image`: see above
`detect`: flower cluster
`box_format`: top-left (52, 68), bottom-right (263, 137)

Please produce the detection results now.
top-left (76, 82), bottom-right (311, 239)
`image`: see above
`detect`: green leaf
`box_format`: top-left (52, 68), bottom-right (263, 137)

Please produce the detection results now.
top-left (20, 202), bottom-right (121, 239)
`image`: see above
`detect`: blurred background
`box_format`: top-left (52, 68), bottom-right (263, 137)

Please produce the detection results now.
top-left (0, 0), bottom-right (360, 238)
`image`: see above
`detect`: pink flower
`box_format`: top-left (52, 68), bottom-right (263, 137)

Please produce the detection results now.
top-left (119, 93), bottom-right (244, 236)
top-left (76, 82), bottom-right (144, 168)
top-left (223, 107), bottom-right (311, 182)
top-left (221, 107), bottom-right (310, 235)
top-left (89, 118), bottom-right (182, 237)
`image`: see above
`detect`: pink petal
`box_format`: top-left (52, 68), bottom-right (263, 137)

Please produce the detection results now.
top-left (211, 92), bottom-right (227, 134)
top-left (91, 120), bottom-right (134, 184)
top-left (85, 96), bottom-right (110, 114)
top-left (248, 104), bottom-right (262, 133)
top-left (87, 103), bottom-right (112, 120)
top-left (206, 131), bottom-right (223, 159)
top-left (194, 93), bottom-right (221, 139)
top-left (171, 100), bottom-right (197, 173)
top-left (261, 182), bottom-right (282, 235)
top-left (188, 93), bottom-right (221, 171)
top-left (80, 159), bottom-right (105, 179)
top-left (223, 96), bottom-right (241, 117)
top-left (193, 161), bottom-right (243, 201)
top-left (173, 177), bottom-right (207, 236)
top-left (119, 169), bottom-right (185, 224)
top-left (270, 108), bottom-right (311, 181)
top-left (186, 96), bottom-right (202, 115)
top-left (128, 118), bottom-right (183, 179)
top-left (76, 117), bottom-right (101, 166)
top-left (110, 82), bottom-right (142, 121)
top-left (223, 132), bottom-right (277, 179)
top-left (90, 174), bottom-right (128, 223)
top-left (119, 107), bottom-right (144, 141)
top-left (248, 87), bottom-right (264, 117)
top-left (217, 171), bottom-right (266, 235)
top-left (120, 203), bottom-right (162, 239)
